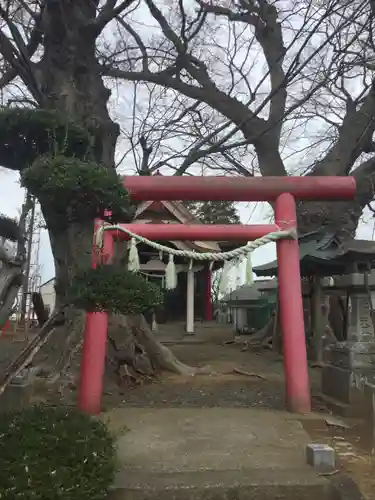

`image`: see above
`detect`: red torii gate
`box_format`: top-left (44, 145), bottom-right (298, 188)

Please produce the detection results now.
top-left (78, 175), bottom-right (356, 416)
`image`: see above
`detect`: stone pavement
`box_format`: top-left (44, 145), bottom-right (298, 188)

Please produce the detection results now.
top-left (104, 407), bottom-right (340, 500)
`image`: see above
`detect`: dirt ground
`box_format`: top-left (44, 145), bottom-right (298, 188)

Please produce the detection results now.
top-left (1, 332), bottom-right (374, 498)
top-left (303, 418), bottom-right (374, 499)
top-left (99, 343), bottom-right (329, 411)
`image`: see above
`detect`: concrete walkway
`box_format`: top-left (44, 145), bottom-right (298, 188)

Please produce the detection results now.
top-left (104, 408), bottom-right (336, 500)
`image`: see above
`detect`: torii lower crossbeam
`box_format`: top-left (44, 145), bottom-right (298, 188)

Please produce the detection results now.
top-left (78, 175), bottom-right (356, 416)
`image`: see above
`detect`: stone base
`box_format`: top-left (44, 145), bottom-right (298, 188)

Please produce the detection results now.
top-left (318, 394), bottom-right (360, 418)
top-left (0, 383), bottom-right (33, 413)
top-left (363, 383), bottom-right (375, 453)
top-left (322, 365), bottom-right (375, 414)
top-left (328, 341), bottom-right (375, 370)
top-left (321, 342), bottom-right (375, 416)
top-left (0, 367), bottom-right (40, 414)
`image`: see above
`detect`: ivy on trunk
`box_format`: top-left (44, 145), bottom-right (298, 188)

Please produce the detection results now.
top-left (0, 4), bottom-right (199, 388)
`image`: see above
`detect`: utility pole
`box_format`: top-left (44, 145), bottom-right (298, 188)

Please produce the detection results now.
top-left (20, 195), bottom-right (36, 322)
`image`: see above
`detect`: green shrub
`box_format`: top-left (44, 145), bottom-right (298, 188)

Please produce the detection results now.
top-left (0, 405), bottom-right (117, 500)
top-left (21, 155), bottom-right (134, 223)
top-left (0, 214), bottom-right (21, 242)
top-left (0, 108), bottom-right (90, 170)
top-left (69, 265), bottom-right (164, 315)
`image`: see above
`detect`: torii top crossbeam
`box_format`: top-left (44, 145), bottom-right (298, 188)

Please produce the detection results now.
top-left (122, 175), bottom-right (356, 202)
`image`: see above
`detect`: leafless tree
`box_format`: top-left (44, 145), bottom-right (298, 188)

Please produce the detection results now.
top-left (0, 0), bottom-right (221, 380)
top-left (1, 0), bottom-right (375, 381)
top-left (98, 0), bottom-right (375, 237)
top-left (113, 79), bottom-right (255, 175)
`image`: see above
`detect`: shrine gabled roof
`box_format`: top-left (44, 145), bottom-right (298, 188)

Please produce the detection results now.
top-left (221, 284), bottom-right (264, 303)
top-left (131, 166), bottom-right (228, 254)
top-left (133, 198), bottom-right (222, 252)
top-left (253, 229), bottom-right (375, 277)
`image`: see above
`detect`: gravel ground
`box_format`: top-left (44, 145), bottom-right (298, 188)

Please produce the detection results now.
top-left (103, 378), bottom-right (287, 410)
top-left (98, 343), bottom-right (326, 412)
top-left (0, 332), bottom-right (325, 413)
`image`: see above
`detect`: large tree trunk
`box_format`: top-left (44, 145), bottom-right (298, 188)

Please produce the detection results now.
top-left (29, 2), bottom-right (194, 387)
top-left (35, 219), bottom-right (195, 382)
top-left (296, 199), bottom-right (362, 240)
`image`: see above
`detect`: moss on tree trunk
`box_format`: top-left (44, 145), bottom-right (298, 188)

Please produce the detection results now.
top-left (37, 202), bottom-right (196, 387)
top-left (12, 1), bottom-right (196, 387)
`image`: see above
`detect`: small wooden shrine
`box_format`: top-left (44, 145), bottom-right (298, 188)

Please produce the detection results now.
top-left (133, 183), bottom-right (237, 334)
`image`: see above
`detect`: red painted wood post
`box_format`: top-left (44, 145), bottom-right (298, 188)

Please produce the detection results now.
top-left (78, 221), bottom-right (114, 415)
top-left (78, 312), bottom-right (108, 414)
top-left (275, 193), bottom-right (311, 413)
top-left (1, 319), bottom-right (11, 337)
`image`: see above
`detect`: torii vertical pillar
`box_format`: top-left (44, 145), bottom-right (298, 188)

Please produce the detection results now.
top-left (78, 220), bottom-right (114, 415)
top-left (275, 193), bottom-right (310, 413)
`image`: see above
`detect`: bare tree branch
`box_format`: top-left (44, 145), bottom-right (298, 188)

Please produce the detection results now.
top-left (198, 0), bottom-right (286, 147)
top-left (309, 84), bottom-right (375, 176)
top-left (94, 0), bottom-right (138, 33)
top-left (2, 0), bottom-right (375, 239)
top-left (103, 66), bottom-right (267, 141)
top-left (0, 2), bottom-right (44, 99)
top-left (104, 0), bottom-right (372, 179)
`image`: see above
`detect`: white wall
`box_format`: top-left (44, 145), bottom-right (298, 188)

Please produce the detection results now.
top-left (39, 279), bottom-right (56, 314)
top-left (234, 308), bottom-right (247, 331)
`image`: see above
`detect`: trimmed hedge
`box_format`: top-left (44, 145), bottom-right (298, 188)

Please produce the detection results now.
top-left (21, 155), bottom-right (133, 223)
top-left (0, 405), bottom-right (117, 500)
top-left (0, 108), bottom-right (90, 170)
top-left (69, 266), bottom-right (164, 315)
top-left (0, 214), bottom-right (21, 242)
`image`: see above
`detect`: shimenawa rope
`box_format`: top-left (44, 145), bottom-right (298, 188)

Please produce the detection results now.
top-left (95, 224), bottom-right (297, 292)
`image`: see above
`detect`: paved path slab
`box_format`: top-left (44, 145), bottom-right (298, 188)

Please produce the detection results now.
top-left (104, 408), bottom-right (335, 500)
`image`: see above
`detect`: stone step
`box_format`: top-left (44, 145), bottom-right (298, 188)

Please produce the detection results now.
top-left (109, 468), bottom-right (336, 500)
top-left (1, 324), bottom-right (37, 336)
top-left (156, 323), bottom-right (233, 335)
top-left (318, 393), bottom-right (361, 418)
top-left (155, 321), bottom-right (232, 330)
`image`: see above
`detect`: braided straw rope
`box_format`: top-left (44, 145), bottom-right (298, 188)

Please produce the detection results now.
top-left (95, 224), bottom-right (297, 261)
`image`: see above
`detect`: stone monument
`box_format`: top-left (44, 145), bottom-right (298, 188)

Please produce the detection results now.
top-left (322, 272), bottom-right (375, 416)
